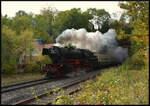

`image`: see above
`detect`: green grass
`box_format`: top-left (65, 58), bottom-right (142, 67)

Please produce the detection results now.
top-left (74, 65), bottom-right (149, 105)
top-left (1, 73), bottom-right (45, 87)
top-left (51, 57), bottom-right (149, 105)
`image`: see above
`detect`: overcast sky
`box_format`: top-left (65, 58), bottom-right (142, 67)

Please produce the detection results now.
top-left (2, 1), bottom-right (126, 20)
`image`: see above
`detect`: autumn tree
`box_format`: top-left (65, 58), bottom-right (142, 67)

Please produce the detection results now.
top-left (2, 26), bottom-right (19, 74)
top-left (118, 1), bottom-right (149, 65)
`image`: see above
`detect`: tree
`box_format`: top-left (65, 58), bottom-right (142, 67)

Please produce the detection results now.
top-left (16, 10), bottom-right (28, 17)
top-left (2, 25), bottom-right (19, 74)
top-left (40, 7), bottom-right (57, 35)
top-left (82, 10), bottom-right (95, 32)
top-left (52, 8), bottom-right (102, 39)
top-left (118, 1), bottom-right (149, 64)
top-left (11, 15), bottom-right (33, 35)
top-left (119, 1), bottom-right (149, 48)
top-left (86, 8), bottom-right (111, 33)
top-left (53, 8), bottom-right (84, 30)
top-left (52, 8), bottom-right (88, 38)
top-left (33, 7), bottom-right (56, 43)
top-left (1, 15), bottom-right (12, 27)
top-left (109, 19), bottom-right (133, 35)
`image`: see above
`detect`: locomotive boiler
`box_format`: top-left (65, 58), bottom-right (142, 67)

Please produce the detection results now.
top-left (41, 46), bottom-right (100, 78)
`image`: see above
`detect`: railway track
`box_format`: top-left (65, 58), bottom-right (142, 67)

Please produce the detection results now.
top-left (14, 72), bottom-right (100, 105)
top-left (2, 63), bottom-right (120, 105)
top-left (1, 78), bottom-right (54, 93)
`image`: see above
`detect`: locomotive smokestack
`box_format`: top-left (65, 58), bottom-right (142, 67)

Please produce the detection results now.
top-left (55, 28), bottom-right (128, 62)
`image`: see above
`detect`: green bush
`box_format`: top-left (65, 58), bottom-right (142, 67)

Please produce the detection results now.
top-left (25, 62), bottom-right (40, 73)
top-left (2, 63), bottom-right (17, 74)
top-left (36, 51), bottom-right (52, 64)
top-left (124, 51), bottom-right (145, 70)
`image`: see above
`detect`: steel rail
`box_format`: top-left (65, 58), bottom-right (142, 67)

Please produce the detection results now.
top-left (1, 78), bottom-right (55, 93)
top-left (2, 78), bottom-right (48, 89)
top-left (46, 72), bottom-right (102, 105)
top-left (15, 73), bottom-right (99, 105)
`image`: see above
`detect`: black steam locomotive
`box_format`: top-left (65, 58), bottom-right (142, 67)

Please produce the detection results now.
top-left (42, 46), bottom-right (100, 78)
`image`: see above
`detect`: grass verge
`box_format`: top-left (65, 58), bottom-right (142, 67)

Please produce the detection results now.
top-left (51, 56), bottom-right (149, 105)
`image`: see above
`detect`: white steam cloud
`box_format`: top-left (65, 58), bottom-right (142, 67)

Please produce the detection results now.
top-left (55, 28), bottom-right (128, 62)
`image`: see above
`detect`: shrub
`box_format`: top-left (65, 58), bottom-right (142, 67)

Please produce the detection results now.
top-left (2, 63), bottom-right (17, 74)
top-left (36, 51), bottom-right (52, 64)
top-left (25, 62), bottom-right (40, 73)
top-left (123, 50), bottom-right (147, 70)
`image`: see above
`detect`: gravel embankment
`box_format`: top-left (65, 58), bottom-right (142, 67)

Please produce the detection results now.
top-left (1, 70), bottom-right (101, 105)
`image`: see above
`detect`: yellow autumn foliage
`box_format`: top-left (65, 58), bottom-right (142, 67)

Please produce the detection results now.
top-left (119, 1), bottom-right (149, 48)
top-left (117, 30), bottom-right (129, 40)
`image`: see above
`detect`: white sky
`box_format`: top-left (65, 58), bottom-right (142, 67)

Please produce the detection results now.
top-left (2, 1), bottom-right (126, 20)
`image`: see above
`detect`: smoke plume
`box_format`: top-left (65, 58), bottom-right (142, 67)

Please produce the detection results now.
top-left (55, 28), bottom-right (128, 62)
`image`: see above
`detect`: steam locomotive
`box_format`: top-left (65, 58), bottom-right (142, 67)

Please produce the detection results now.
top-left (41, 46), bottom-right (100, 78)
